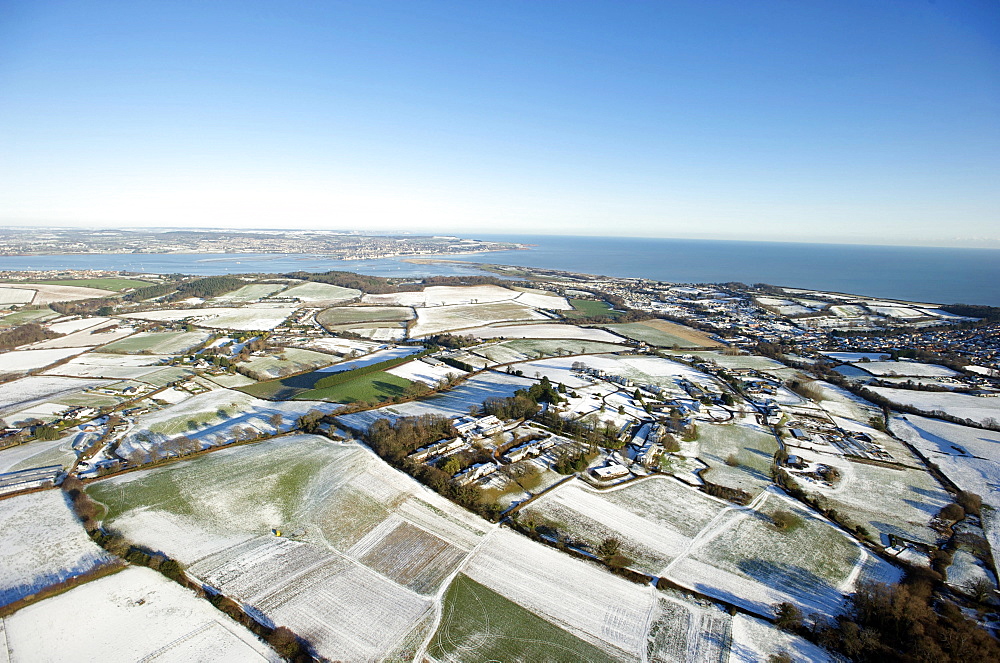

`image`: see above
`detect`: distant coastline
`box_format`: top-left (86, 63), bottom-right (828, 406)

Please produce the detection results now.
top-left (1, 234), bottom-right (998, 306)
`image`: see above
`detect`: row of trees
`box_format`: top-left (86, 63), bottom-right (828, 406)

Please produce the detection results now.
top-left (0, 322), bottom-right (61, 349)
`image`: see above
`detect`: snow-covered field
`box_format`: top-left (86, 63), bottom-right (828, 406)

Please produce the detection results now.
top-left (409, 301), bottom-right (549, 337)
top-left (512, 353), bottom-right (718, 392)
top-left (729, 613), bottom-right (837, 663)
top-left (28, 325), bottom-right (136, 350)
top-left (857, 361), bottom-right (958, 377)
top-left (464, 528), bottom-right (655, 660)
top-left (823, 351), bottom-right (891, 363)
top-left (2, 566), bottom-right (281, 662)
top-left (0, 375), bottom-right (108, 418)
top-left (872, 387), bottom-right (1000, 426)
top-left (336, 371), bottom-right (534, 431)
top-left (115, 390), bottom-right (342, 461)
top-left (0, 491), bottom-right (116, 606)
top-left (0, 434), bottom-right (80, 473)
top-left (891, 414), bottom-right (1000, 518)
top-left (523, 478), bottom-right (725, 573)
top-left (119, 304), bottom-right (297, 330)
top-left (238, 347), bottom-right (337, 380)
top-left (211, 282), bottom-right (286, 303)
top-left (0, 347), bottom-right (92, 376)
top-left (459, 323), bottom-right (627, 343)
top-left (279, 281), bottom-right (361, 303)
top-left (0, 283), bottom-right (114, 304)
top-left (99, 330), bottom-right (211, 354)
top-left (89, 436), bottom-right (491, 661)
top-left (0, 286), bottom-right (36, 304)
top-left (362, 284), bottom-right (563, 308)
top-left (386, 358), bottom-right (466, 387)
top-left (47, 317), bottom-right (114, 334)
top-left (668, 490), bottom-right (901, 617)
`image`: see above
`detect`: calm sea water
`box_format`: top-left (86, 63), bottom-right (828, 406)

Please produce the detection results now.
top-left (2, 235), bottom-right (998, 306)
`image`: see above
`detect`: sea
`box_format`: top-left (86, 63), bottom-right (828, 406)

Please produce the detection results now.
top-left (2, 234), bottom-right (998, 307)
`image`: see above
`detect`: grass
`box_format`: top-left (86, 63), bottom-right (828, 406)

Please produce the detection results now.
top-left (316, 306), bottom-right (413, 327)
top-left (502, 338), bottom-right (625, 357)
top-left (0, 308), bottom-right (59, 326)
top-left (604, 321), bottom-right (717, 348)
top-left (293, 371), bottom-right (412, 403)
top-left (2, 278), bottom-right (155, 291)
top-left (563, 299), bottom-right (622, 320)
top-left (698, 421), bottom-right (779, 495)
top-left (238, 348), bottom-right (338, 380)
top-left (100, 331), bottom-right (211, 355)
top-left (428, 574), bottom-right (617, 663)
top-left (87, 436), bottom-right (339, 524)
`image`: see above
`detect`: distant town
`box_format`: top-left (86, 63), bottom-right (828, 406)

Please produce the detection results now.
top-left (0, 227), bottom-right (524, 260)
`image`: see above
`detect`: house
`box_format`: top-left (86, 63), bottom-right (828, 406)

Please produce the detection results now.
top-left (591, 464), bottom-right (629, 481)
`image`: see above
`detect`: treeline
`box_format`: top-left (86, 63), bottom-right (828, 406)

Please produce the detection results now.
top-left (781, 576), bottom-right (1000, 662)
top-left (284, 270), bottom-right (401, 294)
top-left (127, 275), bottom-right (247, 302)
top-left (0, 322), bottom-right (62, 350)
top-left (939, 303), bottom-right (1000, 322)
top-left (481, 377), bottom-right (563, 421)
top-left (311, 350), bottom-right (431, 391)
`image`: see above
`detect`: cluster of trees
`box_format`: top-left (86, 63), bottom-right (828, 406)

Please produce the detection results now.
top-left (553, 446), bottom-right (598, 474)
top-left (367, 415), bottom-right (458, 464)
top-left (284, 269), bottom-right (399, 294)
top-left (482, 377), bottom-right (564, 421)
top-left (423, 333), bottom-right (478, 349)
top-left (0, 322), bottom-right (61, 349)
top-left (777, 575), bottom-right (1000, 662)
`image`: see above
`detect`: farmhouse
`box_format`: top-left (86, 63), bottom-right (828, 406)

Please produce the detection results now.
top-left (591, 463), bottom-right (629, 481)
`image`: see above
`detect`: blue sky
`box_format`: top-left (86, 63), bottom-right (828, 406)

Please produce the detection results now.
top-left (0, 0), bottom-right (997, 246)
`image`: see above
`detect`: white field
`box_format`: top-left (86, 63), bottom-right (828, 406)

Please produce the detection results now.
top-left (28, 325), bottom-right (136, 349)
top-left (90, 436), bottom-right (491, 661)
top-left (2, 566), bottom-right (282, 663)
top-left (211, 282), bottom-right (286, 303)
top-left (0, 283), bottom-right (114, 304)
top-left (0, 491), bottom-right (116, 606)
top-left (409, 301), bottom-right (549, 337)
top-left (47, 317), bottom-right (115, 334)
top-left (669, 490), bottom-right (901, 617)
top-left (812, 380), bottom-right (882, 422)
top-left (386, 358), bottom-right (467, 387)
top-left (115, 390), bottom-right (343, 460)
top-left (514, 353), bottom-right (717, 392)
top-left (299, 336), bottom-right (381, 356)
top-left (823, 351), bottom-right (891, 362)
top-left (459, 323), bottom-right (627, 343)
top-left (238, 347), bottom-right (337, 380)
top-left (857, 361), bottom-right (958, 377)
top-left (0, 434), bottom-right (80, 473)
top-left (872, 387), bottom-right (1000, 426)
top-left (191, 537), bottom-right (433, 661)
top-left (336, 371), bottom-right (535, 431)
top-left (0, 287), bottom-right (37, 304)
top-left (891, 414), bottom-right (1000, 512)
top-left (280, 281), bottom-right (361, 303)
top-left (729, 613), bottom-right (838, 663)
top-left (119, 304), bottom-right (297, 330)
top-left (523, 478), bottom-right (726, 573)
top-left (43, 351), bottom-right (174, 379)
top-left (0, 375), bottom-right (109, 417)
top-left (363, 284), bottom-right (538, 307)
top-left (0, 346), bottom-right (92, 375)
top-left (464, 528), bottom-right (655, 660)
top-left (945, 550), bottom-right (996, 593)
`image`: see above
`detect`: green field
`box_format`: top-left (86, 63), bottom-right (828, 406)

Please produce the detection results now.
top-left (87, 436), bottom-right (339, 523)
top-left (100, 331), bottom-right (212, 355)
top-left (293, 371), bottom-right (412, 403)
top-left (428, 574), bottom-right (616, 663)
top-left (0, 308), bottom-right (58, 326)
top-left (698, 420), bottom-right (779, 495)
top-left (16, 278), bottom-right (156, 291)
top-left (317, 306), bottom-right (414, 328)
top-left (563, 299), bottom-right (621, 320)
top-left (211, 283), bottom-right (286, 302)
top-left (238, 347), bottom-right (338, 380)
top-left (604, 322), bottom-right (713, 348)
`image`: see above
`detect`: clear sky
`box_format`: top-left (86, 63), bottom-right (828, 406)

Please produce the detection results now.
top-left (1, 0), bottom-right (997, 246)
